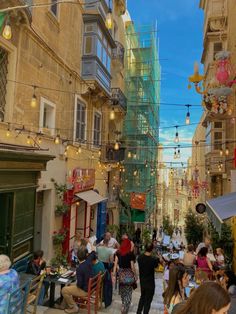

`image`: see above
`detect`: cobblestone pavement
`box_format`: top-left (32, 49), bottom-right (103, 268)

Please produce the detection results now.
top-left (33, 273), bottom-right (164, 314)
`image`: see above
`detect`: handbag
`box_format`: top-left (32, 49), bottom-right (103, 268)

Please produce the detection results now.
top-left (118, 268), bottom-right (136, 285)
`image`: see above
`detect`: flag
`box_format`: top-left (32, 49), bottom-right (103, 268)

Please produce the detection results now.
top-left (0, 13), bottom-right (6, 31)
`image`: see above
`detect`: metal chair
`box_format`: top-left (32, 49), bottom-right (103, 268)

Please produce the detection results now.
top-left (6, 280), bottom-right (30, 314)
top-left (26, 273), bottom-right (45, 314)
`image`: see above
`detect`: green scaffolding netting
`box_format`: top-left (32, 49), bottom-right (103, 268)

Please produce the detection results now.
top-left (120, 23), bottom-right (161, 224)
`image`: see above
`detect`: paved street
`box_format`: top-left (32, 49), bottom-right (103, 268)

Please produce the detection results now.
top-left (32, 274), bottom-right (164, 314)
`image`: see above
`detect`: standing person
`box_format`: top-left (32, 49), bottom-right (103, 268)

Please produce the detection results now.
top-left (163, 264), bottom-right (189, 314)
top-left (57, 248), bottom-right (93, 313)
top-left (0, 255), bottom-right (20, 313)
top-left (196, 235), bottom-right (213, 254)
top-left (122, 232), bottom-right (135, 252)
top-left (173, 282), bottom-right (231, 314)
top-left (100, 232), bottom-right (120, 249)
top-left (112, 239), bottom-right (136, 314)
top-left (215, 248), bottom-right (225, 268)
top-left (152, 229), bottom-right (157, 241)
top-left (137, 243), bottom-right (159, 314)
top-left (196, 247), bottom-right (213, 276)
top-left (183, 244), bottom-right (196, 268)
top-left (71, 231), bottom-right (83, 264)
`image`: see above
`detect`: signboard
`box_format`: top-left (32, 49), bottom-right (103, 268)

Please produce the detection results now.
top-left (130, 192), bottom-right (146, 210)
top-left (69, 168), bottom-right (95, 193)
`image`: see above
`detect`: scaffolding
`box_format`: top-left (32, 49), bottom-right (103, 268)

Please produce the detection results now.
top-left (120, 23), bottom-right (161, 224)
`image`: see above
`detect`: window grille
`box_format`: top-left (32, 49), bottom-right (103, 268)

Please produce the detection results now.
top-left (0, 47), bottom-right (8, 122)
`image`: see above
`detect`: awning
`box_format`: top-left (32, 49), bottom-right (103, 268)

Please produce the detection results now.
top-left (75, 190), bottom-right (107, 206)
top-left (206, 192), bottom-right (236, 234)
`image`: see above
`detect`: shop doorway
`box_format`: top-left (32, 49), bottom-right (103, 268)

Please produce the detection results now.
top-left (34, 191), bottom-right (44, 251)
top-left (0, 192), bottom-right (13, 256)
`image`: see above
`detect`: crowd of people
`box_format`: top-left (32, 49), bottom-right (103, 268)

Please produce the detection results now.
top-left (0, 229), bottom-right (236, 314)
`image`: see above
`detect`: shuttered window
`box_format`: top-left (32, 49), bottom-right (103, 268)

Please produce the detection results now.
top-left (75, 101), bottom-right (86, 142)
top-left (93, 112), bottom-right (101, 146)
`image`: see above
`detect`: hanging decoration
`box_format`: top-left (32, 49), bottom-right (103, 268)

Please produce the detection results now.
top-left (189, 51), bottom-right (236, 115)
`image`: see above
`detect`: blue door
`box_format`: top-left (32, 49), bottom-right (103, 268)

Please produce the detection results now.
top-left (96, 202), bottom-right (107, 242)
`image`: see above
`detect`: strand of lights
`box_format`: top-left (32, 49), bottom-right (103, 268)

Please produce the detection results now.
top-left (174, 126), bottom-right (179, 143)
top-left (185, 104), bottom-right (191, 125)
top-left (30, 86), bottom-right (37, 108)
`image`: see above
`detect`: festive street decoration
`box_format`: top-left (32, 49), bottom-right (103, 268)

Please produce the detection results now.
top-left (130, 192), bottom-right (146, 210)
top-left (189, 51), bottom-right (236, 115)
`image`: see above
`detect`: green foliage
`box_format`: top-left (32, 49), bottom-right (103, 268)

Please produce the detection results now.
top-left (50, 254), bottom-right (68, 267)
top-left (142, 228), bottom-right (151, 245)
top-left (52, 228), bottom-right (67, 245)
top-left (184, 211), bottom-right (204, 246)
top-left (55, 204), bottom-right (69, 216)
top-left (208, 222), bottom-right (233, 262)
top-left (163, 216), bottom-right (174, 236)
top-left (51, 178), bottom-right (67, 200)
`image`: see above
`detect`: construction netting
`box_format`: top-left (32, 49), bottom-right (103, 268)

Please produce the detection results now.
top-left (120, 23), bottom-right (161, 224)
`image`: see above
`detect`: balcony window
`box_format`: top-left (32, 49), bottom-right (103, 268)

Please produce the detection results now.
top-left (75, 100), bottom-right (86, 142)
top-left (93, 112), bottom-right (101, 147)
top-left (214, 131), bottom-right (222, 150)
top-left (39, 98), bottom-right (56, 135)
top-left (0, 47), bottom-right (8, 122)
top-left (84, 36), bottom-right (93, 54)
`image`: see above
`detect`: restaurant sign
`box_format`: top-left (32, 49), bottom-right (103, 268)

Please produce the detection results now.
top-left (130, 192), bottom-right (146, 211)
top-left (67, 168), bottom-right (95, 193)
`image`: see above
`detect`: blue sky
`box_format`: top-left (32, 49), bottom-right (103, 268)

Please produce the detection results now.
top-left (128, 0), bottom-right (204, 165)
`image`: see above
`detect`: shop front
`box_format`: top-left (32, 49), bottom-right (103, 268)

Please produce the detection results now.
top-left (0, 149), bottom-right (54, 262)
top-left (63, 168), bottom-right (107, 253)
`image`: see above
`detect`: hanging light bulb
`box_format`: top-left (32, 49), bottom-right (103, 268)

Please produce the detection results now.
top-left (207, 168), bottom-right (210, 175)
top-left (133, 169), bottom-right (138, 176)
top-left (185, 104), bottom-right (191, 125)
top-left (225, 146), bottom-right (229, 156)
top-left (114, 140), bottom-right (119, 150)
top-left (26, 135), bottom-right (31, 145)
top-left (30, 86), bottom-right (37, 108)
top-left (105, 1), bottom-right (113, 30)
top-left (177, 148), bottom-right (181, 159)
top-left (133, 153), bottom-right (137, 159)
top-left (78, 145), bottom-right (82, 154)
top-left (174, 126), bottom-right (179, 143)
top-left (220, 148), bottom-right (223, 156)
top-left (122, 168), bottom-right (125, 172)
top-left (98, 149), bottom-right (101, 157)
top-left (109, 107), bottom-right (115, 120)
top-left (64, 150), bottom-right (67, 156)
top-left (6, 124), bottom-right (11, 137)
top-left (91, 153), bottom-right (94, 159)
top-left (54, 134), bottom-right (60, 144)
top-left (174, 149), bottom-right (177, 159)
top-left (38, 136), bottom-right (42, 144)
top-left (2, 18), bottom-right (12, 40)
top-left (128, 151), bottom-right (132, 158)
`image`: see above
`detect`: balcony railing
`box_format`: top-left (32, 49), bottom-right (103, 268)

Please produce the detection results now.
top-left (112, 41), bottom-right (125, 67)
top-left (102, 144), bottom-right (125, 163)
top-left (111, 87), bottom-right (127, 111)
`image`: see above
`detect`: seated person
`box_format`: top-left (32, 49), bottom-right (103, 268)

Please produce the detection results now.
top-left (26, 250), bottom-right (47, 305)
top-left (91, 253), bottom-right (105, 276)
top-left (27, 250), bottom-right (46, 275)
top-left (58, 248), bottom-right (93, 313)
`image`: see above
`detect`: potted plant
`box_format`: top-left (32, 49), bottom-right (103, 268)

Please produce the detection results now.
top-left (55, 204), bottom-right (69, 216)
top-left (52, 229), bottom-right (67, 245)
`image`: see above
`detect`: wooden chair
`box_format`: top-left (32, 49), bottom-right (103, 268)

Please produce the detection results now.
top-left (6, 280), bottom-right (30, 314)
top-left (76, 273), bottom-right (102, 314)
top-left (98, 271), bottom-right (106, 309)
top-left (26, 273), bottom-right (45, 314)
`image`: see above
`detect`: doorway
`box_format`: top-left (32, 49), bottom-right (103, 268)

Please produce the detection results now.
top-left (34, 191), bottom-right (44, 251)
top-left (0, 192), bottom-right (13, 256)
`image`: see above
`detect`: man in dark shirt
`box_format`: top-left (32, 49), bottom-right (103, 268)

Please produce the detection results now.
top-left (59, 248), bottom-right (93, 313)
top-left (137, 243), bottom-right (159, 314)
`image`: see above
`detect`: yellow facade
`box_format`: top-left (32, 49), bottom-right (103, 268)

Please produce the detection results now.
top-left (0, 0), bottom-right (126, 261)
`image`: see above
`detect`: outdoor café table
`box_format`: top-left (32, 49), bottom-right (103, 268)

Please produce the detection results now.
top-left (44, 272), bottom-right (76, 308)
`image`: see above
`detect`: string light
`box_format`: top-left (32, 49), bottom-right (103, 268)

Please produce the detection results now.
top-left (133, 153), bottom-right (137, 159)
top-left (6, 124), bottom-right (11, 137)
top-left (185, 104), bottom-right (191, 125)
top-left (78, 145), bottom-right (82, 154)
top-left (54, 134), bottom-right (60, 144)
top-left (98, 149), bottom-right (101, 157)
top-left (133, 169), bottom-right (138, 176)
top-left (220, 148), bottom-right (223, 156)
top-left (105, 0), bottom-right (113, 29)
top-left (127, 151), bottom-right (132, 158)
top-left (30, 86), bottom-right (37, 108)
top-left (2, 17), bottom-right (12, 40)
top-left (174, 126), bottom-right (179, 143)
top-left (109, 108), bottom-right (115, 120)
top-left (26, 135), bottom-right (31, 144)
top-left (174, 148), bottom-right (177, 159)
top-left (114, 141), bottom-right (119, 150)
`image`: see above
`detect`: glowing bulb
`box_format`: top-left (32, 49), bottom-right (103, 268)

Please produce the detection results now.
top-left (174, 132), bottom-right (179, 143)
top-left (6, 129), bottom-right (11, 137)
top-left (207, 168), bottom-right (210, 175)
top-left (78, 145), bottom-right (82, 153)
top-left (105, 10), bottom-right (113, 29)
top-left (64, 150), bottom-right (67, 156)
top-left (133, 169), bottom-right (138, 176)
top-left (98, 149), bottom-right (101, 157)
top-left (91, 154), bottom-right (94, 159)
top-left (31, 94), bottom-right (37, 108)
top-left (220, 149), bottom-right (223, 156)
top-left (128, 151), bottom-right (132, 158)
top-left (3, 23), bottom-right (12, 40)
top-left (133, 153), bottom-right (137, 159)
top-left (185, 112), bottom-right (190, 125)
top-left (27, 136), bottom-right (31, 144)
top-left (110, 108), bottom-right (115, 120)
top-left (114, 141), bottom-right (119, 150)
top-left (122, 168), bottom-right (125, 172)
top-left (54, 135), bottom-right (60, 144)
top-left (228, 108), bottom-right (232, 115)
top-left (225, 147), bottom-right (229, 156)
top-left (76, 201), bottom-right (80, 206)
top-left (38, 137), bottom-right (42, 144)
